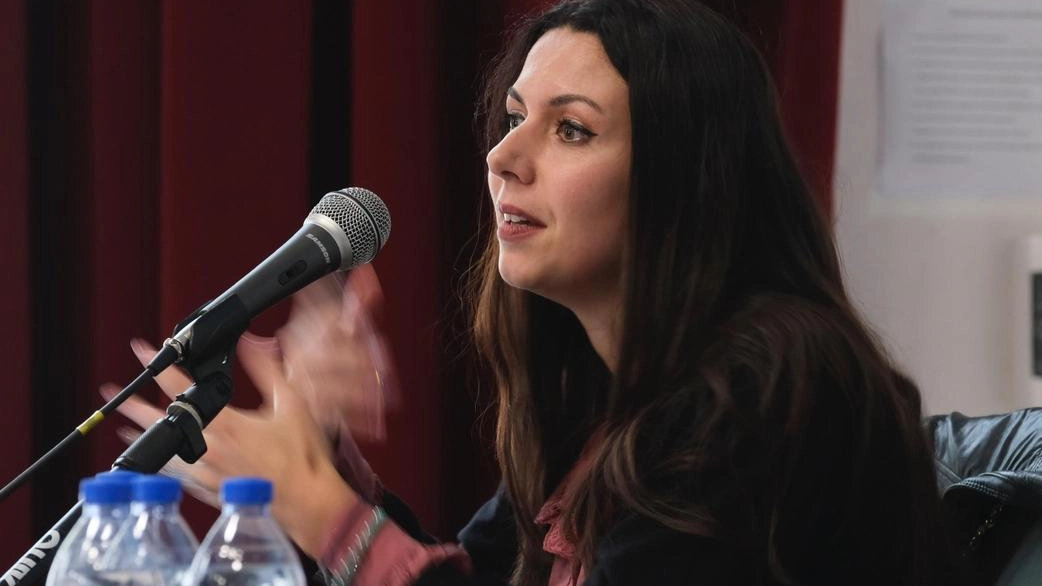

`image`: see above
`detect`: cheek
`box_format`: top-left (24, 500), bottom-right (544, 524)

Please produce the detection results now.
top-left (561, 166), bottom-right (628, 236)
top-left (557, 175), bottom-right (628, 268)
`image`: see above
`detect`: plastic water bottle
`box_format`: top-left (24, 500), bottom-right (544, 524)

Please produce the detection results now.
top-left (45, 476), bottom-right (134, 586)
top-left (184, 477), bottom-right (306, 586)
top-left (99, 475), bottom-right (199, 585)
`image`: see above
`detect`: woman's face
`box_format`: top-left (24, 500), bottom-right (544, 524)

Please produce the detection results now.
top-left (487, 28), bottom-right (631, 313)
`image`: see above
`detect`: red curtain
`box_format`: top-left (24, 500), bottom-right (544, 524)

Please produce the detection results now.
top-left (704, 0), bottom-right (844, 214)
top-left (0, 0), bottom-right (843, 566)
top-left (0, 0), bottom-right (33, 562)
top-left (776, 0), bottom-right (845, 216)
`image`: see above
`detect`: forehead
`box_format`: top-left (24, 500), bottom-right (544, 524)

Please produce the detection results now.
top-left (513, 28), bottom-right (627, 107)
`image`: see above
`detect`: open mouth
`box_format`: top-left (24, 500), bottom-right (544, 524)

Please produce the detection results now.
top-left (498, 205), bottom-right (545, 227)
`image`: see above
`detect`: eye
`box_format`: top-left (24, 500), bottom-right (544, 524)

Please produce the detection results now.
top-left (557, 120), bottom-right (596, 144)
top-left (506, 112), bottom-right (525, 131)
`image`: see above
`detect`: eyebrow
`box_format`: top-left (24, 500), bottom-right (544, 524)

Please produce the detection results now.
top-left (507, 86), bottom-right (604, 114)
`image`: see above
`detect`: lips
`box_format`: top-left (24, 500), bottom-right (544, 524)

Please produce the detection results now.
top-left (498, 203), bottom-right (546, 227)
top-left (496, 203), bottom-right (545, 242)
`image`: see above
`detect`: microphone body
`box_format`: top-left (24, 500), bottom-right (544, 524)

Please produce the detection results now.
top-left (0, 189), bottom-right (391, 586)
top-left (152, 188), bottom-right (391, 371)
top-left (202, 215), bottom-right (344, 322)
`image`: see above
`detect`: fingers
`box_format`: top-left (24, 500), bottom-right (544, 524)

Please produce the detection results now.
top-left (115, 425), bottom-right (141, 446)
top-left (285, 275), bottom-right (344, 337)
top-left (237, 338), bottom-right (290, 407)
top-left (295, 273), bottom-right (344, 309)
top-left (240, 330), bottom-right (280, 352)
top-left (101, 383), bottom-right (167, 430)
top-left (112, 427), bottom-right (221, 508)
top-left (160, 457), bottom-right (221, 508)
top-left (345, 265), bottom-right (385, 318)
top-left (161, 457), bottom-right (222, 504)
top-left (171, 473), bottom-right (221, 508)
top-left (340, 270), bottom-right (400, 408)
top-left (129, 339), bottom-right (193, 400)
top-left (345, 404), bottom-right (386, 442)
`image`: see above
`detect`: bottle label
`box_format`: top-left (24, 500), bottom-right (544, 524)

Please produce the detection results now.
top-left (1, 530), bottom-right (61, 586)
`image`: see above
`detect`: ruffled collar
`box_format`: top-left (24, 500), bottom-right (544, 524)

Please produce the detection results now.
top-left (534, 429), bottom-right (605, 583)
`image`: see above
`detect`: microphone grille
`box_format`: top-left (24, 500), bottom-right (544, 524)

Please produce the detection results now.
top-left (310, 187), bottom-right (391, 269)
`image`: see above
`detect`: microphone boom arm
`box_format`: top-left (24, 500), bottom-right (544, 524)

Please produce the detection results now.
top-left (1, 299), bottom-right (249, 586)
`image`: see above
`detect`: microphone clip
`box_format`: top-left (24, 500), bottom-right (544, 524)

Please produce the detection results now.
top-left (166, 294), bottom-right (251, 370)
top-left (116, 297), bottom-right (249, 470)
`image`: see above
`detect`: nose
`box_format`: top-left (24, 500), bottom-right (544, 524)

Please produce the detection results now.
top-left (486, 126), bottom-right (535, 185)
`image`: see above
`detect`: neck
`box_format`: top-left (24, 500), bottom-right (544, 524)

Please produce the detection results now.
top-left (572, 299), bottom-right (621, 374)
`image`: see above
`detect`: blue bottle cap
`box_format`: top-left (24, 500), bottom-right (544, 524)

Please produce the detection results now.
top-left (221, 477), bottom-right (273, 505)
top-left (80, 477), bottom-right (133, 505)
top-left (92, 470), bottom-right (136, 495)
top-left (132, 475), bottom-right (182, 504)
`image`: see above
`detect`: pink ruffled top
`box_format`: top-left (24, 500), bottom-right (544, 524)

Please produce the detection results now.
top-left (324, 431), bottom-right (602, 586)
top-left (534, 431), bottom-right (603, 586)
top-left (534, 476), bottom-right (587, 586)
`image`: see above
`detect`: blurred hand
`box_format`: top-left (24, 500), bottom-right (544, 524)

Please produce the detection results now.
top-left (100, 266), bottom-right (395, 524)
top-left (103, 338), bottom-right (357, 557)
top-left (263, 264), bottom-right (398, 442)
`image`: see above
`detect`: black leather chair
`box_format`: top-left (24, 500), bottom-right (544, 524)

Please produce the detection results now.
top-left (928, 409), bottom-right (1042, 586)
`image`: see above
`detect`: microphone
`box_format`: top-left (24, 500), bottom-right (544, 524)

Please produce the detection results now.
top-left (148, 187), bottom-right (391, 372)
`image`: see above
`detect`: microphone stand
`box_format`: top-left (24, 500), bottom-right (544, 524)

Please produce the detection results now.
top-left (1, 298), bottom-right (250, 586)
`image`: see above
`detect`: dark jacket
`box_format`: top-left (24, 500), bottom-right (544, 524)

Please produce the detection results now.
top-left (407, 410), bottom-right (1042, 586)
top-left (928, 409), bottom-right (1042, 586)
top-left (302, 410), bottom-right (1042, 586)
top-left (405, 485), bottom-right (756, 586)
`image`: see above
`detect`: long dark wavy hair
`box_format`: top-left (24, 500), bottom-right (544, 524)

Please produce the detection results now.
top-left (470, 1), bottom-right (954, 584)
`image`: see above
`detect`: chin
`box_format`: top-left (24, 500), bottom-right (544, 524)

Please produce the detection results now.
top-left (497, 268), bottom-right (532, 291)
top-left (497, 259), bottom-right (542, 294)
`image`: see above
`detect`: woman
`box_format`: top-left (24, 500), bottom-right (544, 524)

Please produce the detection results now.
top-left (110, 1), bottom-right (959, 584)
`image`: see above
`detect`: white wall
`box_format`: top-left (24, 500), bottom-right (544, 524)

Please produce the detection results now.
top-left (833, 0), bottom-right (1042, 415)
